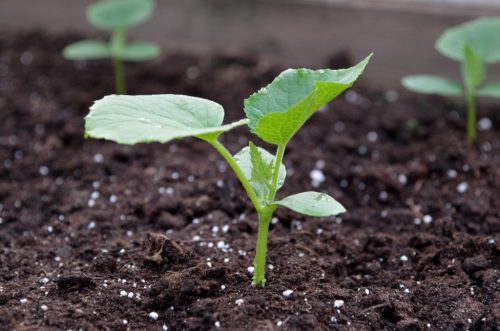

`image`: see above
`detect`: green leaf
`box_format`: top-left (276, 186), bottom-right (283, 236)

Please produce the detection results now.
top-left (87, 0), bottom-right (155, 30)
top-left (85, 94), bottom-right (247, 145)
top-left (478, 81), bottom-right (500, 98)
top-left (233, 143), bottom-right (286, 200)
top-left (436, 17), bottom-right (500, 63)
top-left (462, 43), bottom-right (486, 92)
top-left (402, 75), bottom-right (463, 96)
top-left (244, 54), bottom-right (372, 145)
top-left (274, 192), bottom-right (346, 217)
top-left (63, 40), bottom-right (110, 60)
top-left (116, 41), bottom-right (160, 61)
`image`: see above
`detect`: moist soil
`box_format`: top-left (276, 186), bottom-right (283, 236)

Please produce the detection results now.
top-left (0, 31), bottom-right (499, 331)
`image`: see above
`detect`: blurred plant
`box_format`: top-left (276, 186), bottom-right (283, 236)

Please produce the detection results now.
top-left (84, 54), bottom-right (372, 286)
top-left (402, 17), bottom-right (500, 141)
top-left (63, 0), bottom-right (159, 94)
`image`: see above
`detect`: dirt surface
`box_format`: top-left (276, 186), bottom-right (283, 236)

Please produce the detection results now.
top-left (1, 31), bottom-right (500, 331)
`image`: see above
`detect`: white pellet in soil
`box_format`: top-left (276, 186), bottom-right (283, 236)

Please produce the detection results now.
top-left (477, 117), bottom-right (492, 131)
top-left (235, 298), bottom-right (244, 306)
top-left (149, 312), bottom-right (159, 320)
top-left (333, 299), bottom-right (344, 308)
top-left (423, 215), bottom-right (433, 224)
top-left (457, 182), bottom-right (468, 193)
top-left (310, 169), bottom-right (325, 187)
top-left (282, 290), bottom-right (293, 297)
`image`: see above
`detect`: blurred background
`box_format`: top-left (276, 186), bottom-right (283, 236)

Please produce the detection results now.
top-left (2, 0), bottom-right (500, 88)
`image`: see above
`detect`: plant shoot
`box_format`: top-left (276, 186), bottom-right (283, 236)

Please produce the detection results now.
top-left (84, 55), bottom-right (372, 286)
top-left (402, 17), bottom-right (500, 141)
top-left (63, 0), bottom-right (159, 94)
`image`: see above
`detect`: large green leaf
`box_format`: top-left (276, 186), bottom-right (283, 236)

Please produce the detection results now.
top-left (233, 143), bottom-right (286, 201)
top-left (85, 95), bottom-right (247, 145)
top-left (274, 192), bottom-right (346, 217)
top-left (402, 75), bottom-right (463, 96)
top-left (462, 43), bottom-right (486, 92)
top-left (244, 54), bottom-right (372, 145)
top-left (116, 41), bottom-right (160, 61)
top-left (63, 40), bottom-right (110, 60)
top-left (478, 81), bottom-right (500, 98)
top-left (436, 17), bottom-right (500, 63)
top-left (87, 0), bottom-right (155, 30)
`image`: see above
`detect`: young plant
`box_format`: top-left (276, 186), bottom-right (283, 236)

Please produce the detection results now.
top-left (84, 55), bottom-right (372, 286)
top-left (63, 0), bottom-right (159, 94)
top-left (402, 17), bottom-right (500, 141)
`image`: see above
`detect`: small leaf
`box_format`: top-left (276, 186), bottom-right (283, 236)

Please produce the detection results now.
top-left (462, 43), bottom-right (486, 92)
top-left (436, 17), bottom-right (500, 63)
top-left (116, 41), bottom-right (160, 61)
top-left (63, 40), bottom-right (110, 60)
top-left (233, 143), bottom-right (286, 200)
top-left (244, 55), bottom-right (371, 145)
top-left (477, 81), bottom-right (500, 98)
top-left (274, 192), bottom-right (346, 217)
top-left (402, 75), bottom-right (463, 96)
top-left (87, 0), bottom-right (155, 30)
top-left (85, 94), bottom-right (247, 145)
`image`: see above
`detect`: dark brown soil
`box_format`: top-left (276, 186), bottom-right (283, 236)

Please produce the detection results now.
top-left (1, 31), bottom-right (500, 331)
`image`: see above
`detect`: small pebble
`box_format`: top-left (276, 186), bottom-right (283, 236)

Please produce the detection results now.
top-left (247, 266), bottom-right (254, 274)
top-left (400, 255), bottom-right (408, 262)
top-left (214, 321), bottom-right (221, 328)
top-left (20, 298), bottom-right (28, 304)
top-left (40, 305), bottom-right (48, 311)
top-left (282, 290), bottom-right (293, 297)
top-left (119, 290), bottom-right (127, 297)
top-left (149, 312), bottom-right (159, 320)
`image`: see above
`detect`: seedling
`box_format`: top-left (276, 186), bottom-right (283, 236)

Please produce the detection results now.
top-left (84, 55), bottom-right (372, 286)
top-left (402, 17), bottom-right (500, 141)
top-left (63, 0), bottom-right (159, 94)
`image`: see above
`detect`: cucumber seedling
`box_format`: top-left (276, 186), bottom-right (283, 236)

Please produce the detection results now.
top-left (84, 55), bottom-right (372, 286)
top-left (402, 17), bottom-right (500, 141)
top-left (63, 0), bottom-right (159, 94)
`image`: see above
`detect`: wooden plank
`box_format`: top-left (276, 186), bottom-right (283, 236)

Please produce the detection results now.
top-left (1, 0), bottom-right (499, 88)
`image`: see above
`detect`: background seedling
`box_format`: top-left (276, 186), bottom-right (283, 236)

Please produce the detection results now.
top-left (402, 17), bottom-right (500, 141)
top-left (84, 55), bottom-right (372, 286)
top-left (63, 0), bottom-right (159, 94)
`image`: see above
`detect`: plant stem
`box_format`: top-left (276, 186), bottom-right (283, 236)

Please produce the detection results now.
top-left (111, 28), bottom-right (127, 94)
top-left (267, 144), bottom-right (286, 201)
top-left (252, 206), bottom-right (275, 286)
top-left (113, 57), bottom-right (126, 94)
top-left (209, 139), bottom-right (264, 212)
top-left (466, 93), bottom-right (476, 141)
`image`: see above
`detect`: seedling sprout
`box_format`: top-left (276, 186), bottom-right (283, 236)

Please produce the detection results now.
top-left (402, 17), bottom-right (500, 141)
top-left (84, 54), bottom-right (372, 286)
top-left (63, 0), bottom-right (159, 94)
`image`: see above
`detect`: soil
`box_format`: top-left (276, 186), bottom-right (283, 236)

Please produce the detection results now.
top-left (0, 31), bottom-right (499, 331)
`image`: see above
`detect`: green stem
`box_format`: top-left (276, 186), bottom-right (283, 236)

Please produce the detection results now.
top-left (111, 28), bottom-right (127, 94)
top-left (267, 144), bottom-right (286, 201)
top-left (209, 139), bottom-right (264, 212)
top-left (466, 93), bottom-right (476, 141)
top-left (252, 206), bottom-right (275, 286)
top-left (113, 57), bottom-right (126, 94)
